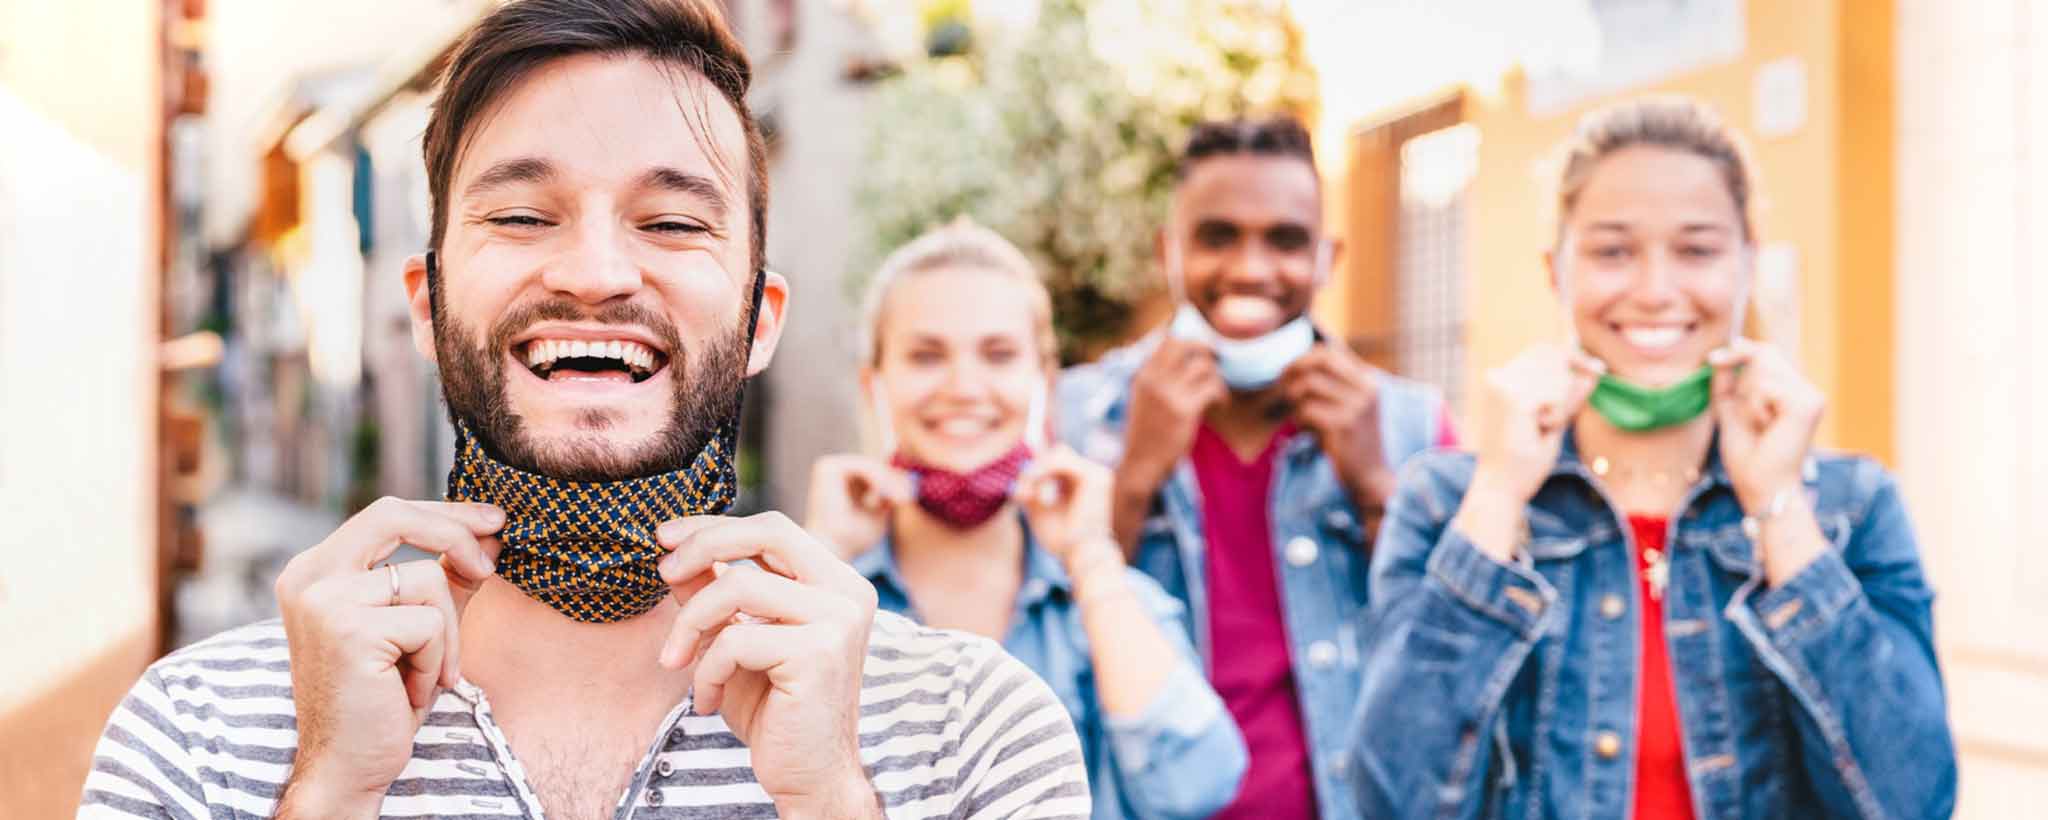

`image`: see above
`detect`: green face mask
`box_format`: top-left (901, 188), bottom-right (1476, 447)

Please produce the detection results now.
top-left (1587, 365), bottom-right (1714, 432)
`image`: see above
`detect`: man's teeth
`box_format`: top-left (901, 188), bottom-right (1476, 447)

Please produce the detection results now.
top-left (1621, 326), bottom-right (1686, 350)
top-left (524, 339), bottom-right (658, 371)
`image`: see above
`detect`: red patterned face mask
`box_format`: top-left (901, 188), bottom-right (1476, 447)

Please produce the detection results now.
top-left (891, 444), bottom-right (1032, 530)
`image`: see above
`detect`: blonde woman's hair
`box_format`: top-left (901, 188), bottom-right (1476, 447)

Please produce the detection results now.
top-left (1555, 96), bottom-right (1758, 244)
top-left (859, 217), bottom-right (1057, 371)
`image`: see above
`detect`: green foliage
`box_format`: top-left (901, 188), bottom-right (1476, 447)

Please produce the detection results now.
top-left (853, 0), bottom-right (1316, 359)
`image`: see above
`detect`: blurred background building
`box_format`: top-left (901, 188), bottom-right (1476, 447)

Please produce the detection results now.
top-left (2, 0), bottom-right (2042, 816)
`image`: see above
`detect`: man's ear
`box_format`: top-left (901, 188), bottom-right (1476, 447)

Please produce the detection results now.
top-left (744, 270), bottom-right (790, 377)
top-left (403, 252), bottom-right (438, 364)
top-left (1543, 247), bottom-right (1561, 295)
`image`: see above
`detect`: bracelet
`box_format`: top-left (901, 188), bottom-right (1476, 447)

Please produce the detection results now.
top-left (1740, 486), bottom-right (1800, 540)
top-left (1066, 538), bottom-right (1129, 606)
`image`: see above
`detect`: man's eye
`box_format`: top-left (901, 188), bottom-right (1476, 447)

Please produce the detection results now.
top-left (1194, 224), bottom-right (1239, 248)
top-left (487, 215), bottom-right (551, 228)
top-left (1266, 226), bottom-right (1312, 252)
top-left (1590, 245), bottom-right (1632, 261)
top-left (644, 220), bottom-right (708, 234)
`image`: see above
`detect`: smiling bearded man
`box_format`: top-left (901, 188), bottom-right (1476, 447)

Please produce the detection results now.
top-left (78, 2), bottom-right (1087, 819)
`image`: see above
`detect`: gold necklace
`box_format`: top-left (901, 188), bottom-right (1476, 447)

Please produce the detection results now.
top-left (1587, 455), bottom-right (1702, 488)
top-left (1586, 455), bottom-right (1697, 601)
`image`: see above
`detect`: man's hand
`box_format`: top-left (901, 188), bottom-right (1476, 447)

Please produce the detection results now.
top-left (804, 454), bottom-right (912, 560)
top-left (655, 513), bottom-right (883, 819)
top-left (1112, 337), bottom-right (1226, 551)
top-left (272, 498), bottom-right (504, 819)
top-left (1278, 342), bottom-right (1396, 522)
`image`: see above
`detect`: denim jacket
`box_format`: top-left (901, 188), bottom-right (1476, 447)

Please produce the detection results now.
top-left (1348, 434), bottom-right (1956, 820)
top-left (1055, 334), bottom-right (1446, 820)
top-left (854, 520), bottom-right (1249, 820)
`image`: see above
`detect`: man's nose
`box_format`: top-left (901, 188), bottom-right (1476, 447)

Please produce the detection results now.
top-left (1219, 241), bottom-right (1283, 290)
top-left (541, 221), bottom-right (642, 304)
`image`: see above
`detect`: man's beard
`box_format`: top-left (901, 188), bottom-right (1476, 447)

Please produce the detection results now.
top-left (433, 297), bottom-right (749, 482)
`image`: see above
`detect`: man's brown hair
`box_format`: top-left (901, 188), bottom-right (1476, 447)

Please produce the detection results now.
top-left (421, 0), bottom-right (769, 273)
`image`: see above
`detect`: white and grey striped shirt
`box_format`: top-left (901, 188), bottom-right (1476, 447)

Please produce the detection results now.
top-left (79, 611), bottom-right (1089, 819)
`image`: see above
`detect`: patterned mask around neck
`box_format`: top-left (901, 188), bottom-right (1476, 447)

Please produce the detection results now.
top-left (445, 417), bottom-right (739, 623)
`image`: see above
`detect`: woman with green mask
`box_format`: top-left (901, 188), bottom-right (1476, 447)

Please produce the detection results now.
top-left (1348, 96), bottom-right (1954, 819)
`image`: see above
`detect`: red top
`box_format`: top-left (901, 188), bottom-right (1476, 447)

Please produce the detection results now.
top-left (1627, 516), bottom-right (1697, 820)
top-left (1191, 422), bottom-right (1318, 819)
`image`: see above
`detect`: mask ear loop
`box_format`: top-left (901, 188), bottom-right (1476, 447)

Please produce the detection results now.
top-left (870, 374), bottom-right (897, 458)
top-left (711, 268), bottom-right (769, 480)
top-left (1727, 245), bottom-right (1754, 347)
top-left (1023, 378), bottom-right (1062, 506)
top-left (1311, 238), bottom-right (1333, 289)
top-left (1556, 234), bottom-right (1585, 355)
top-left (1163, 232), bottom-right (1191, 307)
top-left (1024, 378), bottom-right (1048, 455)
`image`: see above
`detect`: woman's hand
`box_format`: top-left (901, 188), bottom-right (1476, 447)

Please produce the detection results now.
top-left (1455, 345), bottom-right (1605, 561)
top-left (1016, 446), bottom-right (1117, 574)
top-left (1710, 339), bottom-right (1829, 584)
top-left (803, 454), bottom-right (912, 560)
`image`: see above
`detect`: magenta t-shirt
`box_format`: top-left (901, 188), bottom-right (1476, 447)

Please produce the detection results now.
top-left (1191, 422), bottom-right (1319, 819)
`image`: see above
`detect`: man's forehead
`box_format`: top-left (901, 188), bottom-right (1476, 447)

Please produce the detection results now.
top-left (1175, 154), bottom-right (1321, 225)
top-left (453, 52), bottom-right (748, 196)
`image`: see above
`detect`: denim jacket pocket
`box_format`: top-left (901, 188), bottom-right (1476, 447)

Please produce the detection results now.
top-left (1522, 507), bottom-right (1593, 562)
top-left (1696, 522), bottom-right (1760, 579)
top-left (1693, 514), bottom-right (1853, 581)
top-left (1404, 620), bottom-right (1482, 669)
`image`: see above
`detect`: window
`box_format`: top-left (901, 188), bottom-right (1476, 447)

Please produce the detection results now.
top-left (1395, 124), bottom-right (1479, 410)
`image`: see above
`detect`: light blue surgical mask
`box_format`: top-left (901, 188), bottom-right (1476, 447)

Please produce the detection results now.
top-left (1170, 303), bottom-right (1315, 391)
top-left (1162, 234), bottom-right (1328, 392)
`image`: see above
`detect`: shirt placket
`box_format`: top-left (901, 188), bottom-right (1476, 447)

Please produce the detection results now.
top-left (619, 700), bottom-right (696, 817)
top-left (455, 681), bottom-right (692, 820)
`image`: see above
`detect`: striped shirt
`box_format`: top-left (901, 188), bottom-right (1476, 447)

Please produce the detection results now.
top-left (79, 611), bottom-right (1089, 819)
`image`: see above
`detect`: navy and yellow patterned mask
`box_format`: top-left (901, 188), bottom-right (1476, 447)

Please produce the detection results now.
top-left (445, 417), bottom-right (737, 623)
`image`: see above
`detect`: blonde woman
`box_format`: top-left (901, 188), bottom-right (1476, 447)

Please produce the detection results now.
top-left (1349, 98), bottom-right (1955, 819)
top-left (807, 219), bottom-right (1249, 819)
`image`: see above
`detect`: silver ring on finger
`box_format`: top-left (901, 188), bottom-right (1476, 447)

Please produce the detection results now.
top-left (385, 563), bottom-right (401, 607)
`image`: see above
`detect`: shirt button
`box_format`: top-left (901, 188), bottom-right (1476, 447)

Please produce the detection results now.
top-left (1329, 754), bottom-right (1351, 777)
top-left (1595, 731), bottom-right (1622, 760)
top-left (1600, 594), bottom-right (1625, 620)
top-left (646, 787), bottom-right (665, 807)
top-left (656, 758), bottom-right (674, 778)
top-left (669, 727), bottom-right (686, 746)
top-left (1306, 640), bottom-right (1339, 669)
top-left (1285, 536), bottom-right (1319, 568)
